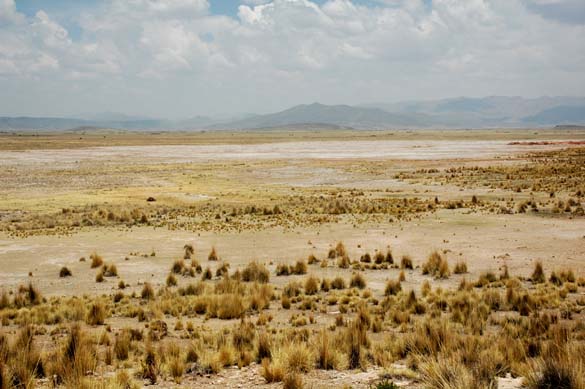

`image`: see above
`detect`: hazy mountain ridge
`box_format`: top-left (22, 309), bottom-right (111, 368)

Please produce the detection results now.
top-left (1, 96), bottom-right (584, 131)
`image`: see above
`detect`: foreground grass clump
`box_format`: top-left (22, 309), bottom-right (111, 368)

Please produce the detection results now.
top-left (208, 247), bottom-right (219, 261)
top-left (86, 302), bottom-right (107, 325)
top-left (141, 283), bottom-right (155, 300)
top-left (401, 255), bottom-right (413, 270)
top-left (385, 279), bottom-right (402, 296)
top-left (90, 252), bottom-right (104, 268)
top-left (1, 239), bottom-right (584, 388)
top-left (525, 332), bottom-right (585, 389)
top-left (422, 251), bottom-right (450, 278)
top-left (532, 261), bottom-right (546, 284)
top-left (242, 262), bottom-right (270, 283)
top-left (350, 273), bottom-right (367, 289)
top-left (453, 261), bottom-right (467, 274)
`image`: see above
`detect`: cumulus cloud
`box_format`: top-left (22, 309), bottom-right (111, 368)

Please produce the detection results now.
top-left (0, 0), bottom-right (584, 116)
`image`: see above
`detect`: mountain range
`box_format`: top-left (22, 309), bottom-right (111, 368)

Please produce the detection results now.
top-left (1, 96), bottom-right (584, 131)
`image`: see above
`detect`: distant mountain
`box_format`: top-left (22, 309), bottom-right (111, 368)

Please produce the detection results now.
top-left (0, 114), bottom-right (250, 131)
top-left (361, 96), bottom-right (585, 127)
top-left (215, 97), bottom-right (585, 129)
top-left (522, 105), bottom-right (585, 125)
top-left (210, 103), bottom-right (438, 129)
top-left (1, 96), bottom-right (584, 131)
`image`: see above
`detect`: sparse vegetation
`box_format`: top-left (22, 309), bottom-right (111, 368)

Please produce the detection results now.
top-left (1, 139), bottom-right (584, 387)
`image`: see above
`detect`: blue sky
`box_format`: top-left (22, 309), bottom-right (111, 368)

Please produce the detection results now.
top-left (2, 0), bottom-right (584, 117)
top-left (15, 0), bottom-right (428, 18)
top-left (14, 0), bottom-right (370, 18)
top-left (14, 0), bottom-right (346, 40)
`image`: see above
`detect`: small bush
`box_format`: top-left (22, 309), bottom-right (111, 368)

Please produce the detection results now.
top-left (316, 330), bottom-right (342, 370)
top-left (360, 253), bottom-right (372, 263)
top-left (242, 262), bottom-right (270, 283)
top-left (208, 247), bottom-right (219, 261)
top-left (276, 263), bottom-right (291, 276)
top-left (171, 259), bottom-right (185, 274)
top-left (86, 302), bottom-right (107, 325)
top-left (350, 273), bottom-right (366, 289)
top-left (141, 283), bottom-right (155, 300)
top-left (337, 255), bottom-right (351, 269)
top-left (331, 277), bottom-right (346, 290)
top-left (217, 294), bottom-right (245, 319)
top-left (166, 273), bottom-right (177, 287)
top-left (59, 266), bottom-right (72, 277)
top-left (103, 263), bottom-right (118, 277)
top-left (328, 241), bottom-right (346, 258)
top-left (282, 343), bottom-right (313, 373)
top-left (283, 372), bottom-right (303, 389)
top-left (90, 252), bottom-right (103, 268)
top-left (401, 255), bottom-right (413, 270)
top-left (202, 267), bottom-right (212, 280)
top-left (422, 251), bottom-right (450, 278)
top-left (307, 254), bottom-right (319, 265)
top-left (454, 261), bottom-right (468, 274)
top-left (304, 276), bottom-right (319, 295)
top-left (374, 380), bottom-right (399, 389)
top-left (184, 244), bottom-right (194, 259)
top-left (257, 333), bottom-right (272, 362)
top-left (374, 252), bottom-right (385, 264)
top-left (96, 270), bottom-right (104, 283)
top-left (114, 331), bottom-right (131, 361)
top-left (261, 358), bottom-right (285, 383)
top-left (292, 260), bottom-right (307, 275)
top-left (385, 279), bottom-right (402, 296)
top-left (531, 261), bottom-right (545, 284)
top-left (399, 270), bottom-right (406, 282)
top-left (142, 343), bottom-right (158, 384)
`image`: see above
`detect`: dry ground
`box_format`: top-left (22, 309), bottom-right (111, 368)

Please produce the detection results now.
top-left (0, 129), bottom-right (584, 388)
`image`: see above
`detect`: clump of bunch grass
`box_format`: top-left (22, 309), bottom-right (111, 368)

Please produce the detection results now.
top-left (59, 266), bottom-right (72, 277)
top-left (304, 276), bottom-right (319, 295)
top-left (453, 261), bottom-right (468, 274)
top-left (141, 283), bottom-right (155, 300)
top-left (183, 244), bottom-right (194, 259)
top-left (328, 241), bottom-right (347, 259)
top-left (208, 247), bottom-right (219, 261)
top-left (531, 261), bottom-right (545, 284)
top-left (385, 279), bottom-right (402, 296)
top-left (86, 302), bottom-right (107, 325)
top-left (350, 273), bottom-right (366, 289)
top-left (292, 260), bottom-right (307, 275)
top-left (242, 261), bottom-right (270, 283)
top-left (166, 273), bottom-right (177, 287)
top-left (102, 263), bottom-right (118, 277)
top-left (422, 251), bottom-right (450, 278)
top-left (401, 255), bottom-right (413, 270)
top-left (90, 252), bottom-right (103, 268)
top-left (331, 277), bottom-right (346, 290)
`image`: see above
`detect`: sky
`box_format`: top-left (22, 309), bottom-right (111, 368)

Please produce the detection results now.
top-left (0, 0), bottom-right (584, 118)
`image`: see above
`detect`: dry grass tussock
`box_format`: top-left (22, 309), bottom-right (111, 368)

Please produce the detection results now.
top-left (422, 251), bottom-right (450, 278)
top-left (0, 239), bottom-right (584, 388)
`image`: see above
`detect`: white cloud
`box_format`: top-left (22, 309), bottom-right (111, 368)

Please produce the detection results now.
top-left (0, 0), bottom-right (584, 116)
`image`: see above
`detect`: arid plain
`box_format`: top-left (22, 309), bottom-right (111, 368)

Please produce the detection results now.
top-left (0, 128), bottom-right (584, 388)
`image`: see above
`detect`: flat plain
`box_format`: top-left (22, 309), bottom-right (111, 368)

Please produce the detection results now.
top-left (0, 128), bottom-right (584, 388)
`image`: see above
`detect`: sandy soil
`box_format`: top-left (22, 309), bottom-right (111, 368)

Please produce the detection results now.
top-left (0, 139), bottom-right (577, 167)
top-left (1, 209), bottom-right (583, 298)
top-left (1, 130), bottom-right (584, 388)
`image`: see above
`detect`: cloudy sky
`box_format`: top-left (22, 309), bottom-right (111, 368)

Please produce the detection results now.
top-left (1, 0), bottom-right (584, 118)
